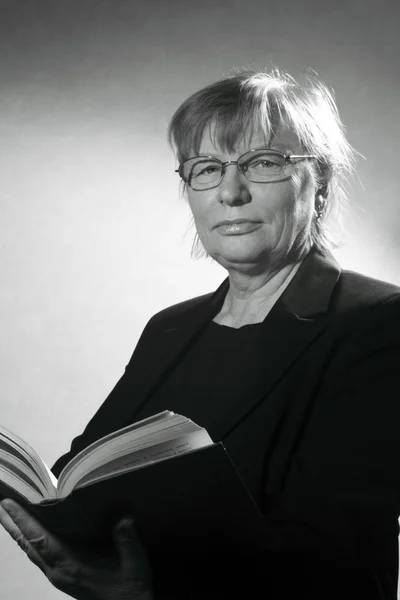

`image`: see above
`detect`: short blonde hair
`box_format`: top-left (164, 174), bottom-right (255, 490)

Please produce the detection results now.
top-left (168, 68), bottom-right (357, 257)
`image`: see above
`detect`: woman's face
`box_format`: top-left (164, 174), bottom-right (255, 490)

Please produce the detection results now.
top-left (186, 123), bottom-right (317, 274)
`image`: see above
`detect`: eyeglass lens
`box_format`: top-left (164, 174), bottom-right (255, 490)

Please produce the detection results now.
top-left (183, 150), bottom-right (287, 189)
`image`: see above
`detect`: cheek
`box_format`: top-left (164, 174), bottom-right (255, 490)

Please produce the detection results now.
top-left (260, 178), bottom-right (313, 244)
top-left (255, 182), bottom-right (296, 226)
top-left (187, 193), bottom-right (215, 227)
top-left (189, 206), bottom-right (207, 233)
top-left (288, 171), bottom-right (315, 219)
top-left (187, 197), bottom-right (215, 248)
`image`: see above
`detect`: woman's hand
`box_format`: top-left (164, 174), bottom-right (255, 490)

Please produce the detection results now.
top-left (0, 499), bottom-right (153, 600)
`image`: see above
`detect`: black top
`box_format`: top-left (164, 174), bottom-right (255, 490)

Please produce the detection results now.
top-left (133, 319), bottom-right (278, 598)
top-left (133, 320), bottom-right (269, 443)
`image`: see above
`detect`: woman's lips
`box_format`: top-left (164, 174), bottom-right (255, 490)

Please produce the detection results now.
top-left (215, 221), bottom-right (262, 235)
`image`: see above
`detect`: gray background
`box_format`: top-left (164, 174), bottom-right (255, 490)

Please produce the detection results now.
top-left (0, 0), bottom-right (399, 597)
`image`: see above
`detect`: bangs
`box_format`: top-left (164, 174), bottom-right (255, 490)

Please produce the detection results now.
top-left (168, 77), bottom-right (281, 163)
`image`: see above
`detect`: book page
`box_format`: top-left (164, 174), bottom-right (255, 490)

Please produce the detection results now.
top-left (57, 410), bottom-right (174, 486)
top-left (58, 414), bottom-right (211, 494)
top-left (0, 425), bottom-right (56, 497)
top-left (58, 428), bottom-right (214, 497)
top-left (0, 465), bottom-right (44, 504)
top-left (0, 453), bottom-right (47, 496)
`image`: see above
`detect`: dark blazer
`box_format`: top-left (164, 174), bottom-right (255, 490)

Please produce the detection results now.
top-left (52, 247), bottom-right (400, 600)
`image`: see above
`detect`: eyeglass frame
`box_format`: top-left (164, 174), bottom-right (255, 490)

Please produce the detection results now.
top-left (175, 148), bottom-right (318, 190)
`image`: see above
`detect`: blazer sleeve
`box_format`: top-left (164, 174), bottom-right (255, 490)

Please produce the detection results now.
top-left (255, 295), bottom-right (400, 598)
top-left (50, 315), bottom-right (158, 478)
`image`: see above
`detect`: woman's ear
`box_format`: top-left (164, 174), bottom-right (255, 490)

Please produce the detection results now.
top-left (314, 193), bottom-right (326, 221)
top-left (317, 181), bottom-right (328, 199)
top-left (314, 161), bottom-right (331, 199)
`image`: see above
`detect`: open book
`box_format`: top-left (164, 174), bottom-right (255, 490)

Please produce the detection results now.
top-left (0, 411), bottom-right (263, 549)
top-left (0, 410), bottom-right (213, 504)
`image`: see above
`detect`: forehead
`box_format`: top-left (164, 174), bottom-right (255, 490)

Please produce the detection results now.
top-left (197, 121), bottom-right (303, 157)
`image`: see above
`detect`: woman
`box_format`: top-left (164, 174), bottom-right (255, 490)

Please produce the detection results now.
top-left (1, 68), bottom-right (400, 600)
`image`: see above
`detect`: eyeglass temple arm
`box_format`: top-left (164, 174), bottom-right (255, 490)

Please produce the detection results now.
top-left (287, 154), bottom-right (317, 159)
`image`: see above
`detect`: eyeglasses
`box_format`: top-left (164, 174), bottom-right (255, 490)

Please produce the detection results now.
top-left (175, 148), bottom-right (317, 191)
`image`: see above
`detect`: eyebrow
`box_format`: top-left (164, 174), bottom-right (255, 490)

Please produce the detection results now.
top-left (193, 146), bottom-right (289, 158)
top-left (196, 152), bottom-right (221, 158)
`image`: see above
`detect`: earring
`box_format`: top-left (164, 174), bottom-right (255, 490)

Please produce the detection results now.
top-left (315, 198), bottom-right (325, 221)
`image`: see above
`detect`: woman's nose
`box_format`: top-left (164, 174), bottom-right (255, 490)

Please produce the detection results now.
top-left (217, 165), bottom-right (251, 205)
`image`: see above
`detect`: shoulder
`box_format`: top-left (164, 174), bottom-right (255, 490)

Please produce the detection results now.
top-left (332, 268), bottom-right (400, 316)
top-left (152, 292), bottom-right (215, 322)
top-left (337, 268), bottom-right (400, 303)
top-left (148, 291), bottom-right (214, 325)
top-left (123, 290), bottom-right (217, 368)
top-left (136, 290), bottom-right (216, 340)
top-left (327, 269), bottom-right (400, 349)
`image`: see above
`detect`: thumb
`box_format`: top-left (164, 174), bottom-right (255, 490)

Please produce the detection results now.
top-left (113, 517), bottom-right (152, 581)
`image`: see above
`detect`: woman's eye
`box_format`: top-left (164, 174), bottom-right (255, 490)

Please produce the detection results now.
top-left (253, 160), bottom-right (277, 169)
top-left (197, 166), bottom-right (220, 176)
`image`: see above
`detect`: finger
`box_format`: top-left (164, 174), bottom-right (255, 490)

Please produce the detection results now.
top-left (0, 504), bottom-right (24, 539)
top-left (0, 505), bottom-right (46, 571)
top-left (0, 500), bottom-right (62, 568)
top-left (0, 499), bottom-right (43, 539)
top-left (113, 517), bottom-right (152, 582)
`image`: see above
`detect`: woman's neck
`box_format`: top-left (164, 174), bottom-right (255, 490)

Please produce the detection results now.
top-left (214, 261), bottom-right (302, 328)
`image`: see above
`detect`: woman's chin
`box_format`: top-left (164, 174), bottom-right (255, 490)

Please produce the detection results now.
top-left (210, 245), bottom-right (272, 269)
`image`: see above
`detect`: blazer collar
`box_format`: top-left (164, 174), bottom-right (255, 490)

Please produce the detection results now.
top-left (159, 246), bottom-right (341, 336)
top-left (119, 246), bottom-right (341, 428)
top-left (280, 246), bottom-right (341, 318)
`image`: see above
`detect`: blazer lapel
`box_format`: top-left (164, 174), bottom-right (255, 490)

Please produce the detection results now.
top-left (121, 278), bottom-right (229, 424)
top-left (125, 247), bottom-right (341, 430)
top-left (216, 248), bottom-right (341, 440)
